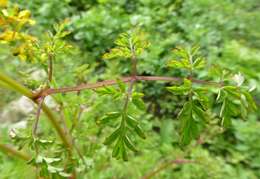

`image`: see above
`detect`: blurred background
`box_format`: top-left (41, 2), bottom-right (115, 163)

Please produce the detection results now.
top-left (0, 0), bottom-right (260, 178)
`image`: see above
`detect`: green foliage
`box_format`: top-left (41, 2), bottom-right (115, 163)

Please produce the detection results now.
top-left (166, 47), bottom-right (256, 146)
top-left (103, 30), bottom-right (149, 60)
top-left (168, 46), bottom-right (206, 71)
top-left (167, 78), bottom-right (192, 95)
top-left (217, 86), bottom-right (257, 127)
top-left (132, 92), bottom-right (146, 110)
top-left (0, 0), bottom-right (260, 178)
top-left (96, 83), bottom-right (146, 160)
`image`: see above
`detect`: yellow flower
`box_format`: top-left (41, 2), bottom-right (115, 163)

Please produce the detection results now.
top-left (0, 17), bottom-right (6, 26)
top-left (0, 30), bottom-right (19, 42)
top-left (18, 10), bottom-right (36, 25)
top-left (0, 0), bottom-right (8, 7)
top-left (0, 30), bottom-right (37, 44)
top-left (18, 10), bottom-right (31, 19)
top-left (12, 42), bottom-right (36, 62)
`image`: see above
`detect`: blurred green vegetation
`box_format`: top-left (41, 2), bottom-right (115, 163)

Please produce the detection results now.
top-left (1, 0), bottom-right (260, 178)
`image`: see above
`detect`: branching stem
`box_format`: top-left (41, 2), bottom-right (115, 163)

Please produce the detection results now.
top-left (33, 76), bottom-right (222, 99)
top-left (33, 97), bottom-right (45, 138)
top-left (0, 71), bottom-right (73, 152)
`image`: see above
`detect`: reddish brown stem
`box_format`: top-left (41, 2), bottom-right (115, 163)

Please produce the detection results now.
top-left (34, 75), bottom-right (222, 99)
top-left (33, 97), bottom-right (45, 138)
top-left (45, 77), bottom-right (133, 95)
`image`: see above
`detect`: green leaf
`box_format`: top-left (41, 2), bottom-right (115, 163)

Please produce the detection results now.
top-left (221, 116), bottom-right (232, 128)
top-left (192, 104), bottom-right (207, 122)
top-left (104, 128), bottom-right (121, 145)
top-left (180, 117), bottom-right (199, 146)
top-left (167, 85), bottom-right (190, 95)
top-left (103, 47), bottom-right (131, 59)
top-left (220, 99), bottom-right (227, 118)
top-left (173, 47), bottom-right (189, 59)
top-left (178, 101), bottom-right (199, 145)
top-left (193, 57), bottom-right (205, 69)
top-left (169, 47), bottom-right (199, 70)
top-left (97, 112), bottom-right (121, 125)
top-left (112, 139), bottom-right (121, 158)
top-left (116, 78), bottom-right (126, 93)
top-left (167, 60), bottom-right (186, 69)
top-left (240, 98), bottom-right (248, 119)
top-left (219, 98), bottom-right (239, 127)
top-left (95, 86), bottom-right (117, 95)
top-left (126, 115), bottom-right (139, 127)
top-left (121, 145), bottom-right (128, 161)
top-left (167, 79), bottom-right (192, 95)
top-left (216, 89), bottom-right (225, 102)
top-left (209, 64), bottom-right (223, 77)
top-left (134, 125), bottom-right (146, 139)
top-left (124, 135), bottom-right (138, 152)
top-left (194, 89), bottom-right (209, 109)
top-left (243, 91), bottom-right (257, 111)
top-left (191, 45), bottom-right (200, 56)
top-left (106, 111), bottom-right (121, 118)
top-left (103, 30), bottom-right (149, 60)
top-left (227, 100), bottom-right (240, 116)
top-left (178, 101), bottom-right (192, 120)
top-left (132, 95), bottom-right (146, 110)
top-left (224, 86), bottom-right (240, 99)
top-left (37, 139), bottom-right (54, 147)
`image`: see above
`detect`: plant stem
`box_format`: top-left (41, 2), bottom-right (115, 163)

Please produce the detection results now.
top-left (119, 35), bottom-right (138, 133)
top-left (121, 79), bottom-right (135, 129)
top-left (129, 36), bottom-right (137, 76)
top-left (121, 36), bottom-right (138, 117)
top-left (0, 71), bottom-right (34, 98)
top-left (33, 97), bottom-right (45, 138)
top-left (48, 54), bottom-right (54, 83)
top-left (0, 71), bottom-right (73, 152)
top-left (41, 104), bottom-right (72, 151)
top-left (0, 143), bottom-right (31, 161)
top-left (0, 80), bottom-right (13, 90)
top-left (39, 75), bottom-right (222, 97)
top-left (122, 36), bottom-right (138, 111)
